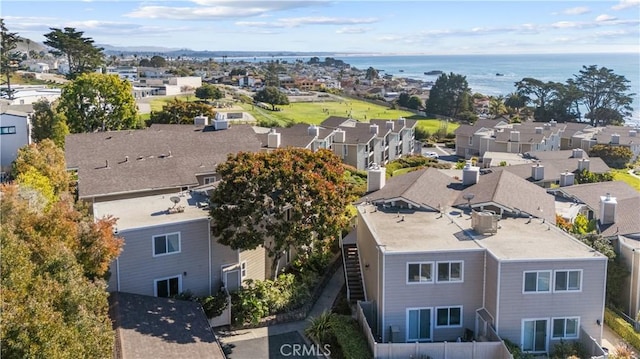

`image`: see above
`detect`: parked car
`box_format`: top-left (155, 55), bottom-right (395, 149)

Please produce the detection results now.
top-left (424, 151), bottom-right (439, 159)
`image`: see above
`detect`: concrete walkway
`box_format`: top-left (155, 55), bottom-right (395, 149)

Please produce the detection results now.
top-left (216, 266), bottom-right (345, 344)
top-left (601, 324), bottom-right (639, 358)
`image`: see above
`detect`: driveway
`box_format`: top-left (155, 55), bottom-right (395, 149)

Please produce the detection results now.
top-left (220, 330), bottom-right (317, 359)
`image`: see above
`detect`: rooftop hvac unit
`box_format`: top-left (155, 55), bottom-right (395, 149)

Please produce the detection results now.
top-left (472, 211), bottom-right (499, 235)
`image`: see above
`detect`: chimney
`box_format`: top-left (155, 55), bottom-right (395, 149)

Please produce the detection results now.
top-left (550, 119), bottom-right (557, 127)
top-left (572, 148), bottom-right (584, 158)
top-left (509, 130), bottom-right (520, 142)
top-left (308, 124), bottom-right (320, 137)
top-left (578, 158), bottom-right (590, 172)
top-left (334, 128), bottom-right (346, 143)
top-left (611, 133), bottom-right (620, 145)
top-left (462, 161), bottom-right (480, 186)
top-left (194, 115), bottom-right (209, 126)
top-left (397, 117), bottom-right (406, 128)
top-left (531, 163), bottom-right (544, 181)
top-left (370, 124), bottom-right (379, 135)
top-left (630, 130), bottom-right (637, 137)
top-left (599, 193), bottom-right (617, 225)
top-left (535, 127), bottom-right (543, 134)
top-left (366, 163), bottom-right (386, 192)
top-left (267, 128), bottom-right (281, 148)
top-left (559, 170), bottom-right (575, 187)
top-left (385, 121), bottom-right (394, 131)
top-left (213, 112), bottom-right (228, 130)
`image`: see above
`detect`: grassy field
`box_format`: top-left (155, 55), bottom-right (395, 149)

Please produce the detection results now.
top-left (147, 94), bottom-right (198, 112)
top-left (612, 169), bottom-right (640, 192)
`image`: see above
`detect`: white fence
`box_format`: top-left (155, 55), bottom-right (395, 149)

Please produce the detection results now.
top-left (356, 302), bottom-right (512, 359)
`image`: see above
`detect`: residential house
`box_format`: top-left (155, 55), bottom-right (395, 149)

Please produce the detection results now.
top-left (592, 126), bottom-right (640, 162)
top-left (551, 181), bottom-right (640, 318)
top-left (455, 120), bottom-right (592, 159)
top-left (106, 66), bottom-right (138, 81)
top-left (66, 120), bottom-right (269, 298)
top-left (0, 109), bottom-right (32, 176)
top-left (348, 165), bottom-right (607, 357)
top-left (258, 123), bottom-right (334, 152)
top-left (28, 62), bottom-right (50, 73)
top-left (1, 86), bottom-right (61, 106)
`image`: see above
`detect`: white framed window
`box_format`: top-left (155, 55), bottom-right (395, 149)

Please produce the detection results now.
top-left (154, 275), bottom-right (181, 297)
top-left (436, 306), bottom-right (462, 328)
top-left (407, 262), bottom-right (433, 283)
top-left (554, 270), bottom-right (581, 292)
top-left (153, 232), bottom-right (181, 257)
top-left (552, 317), bottom-right (579, 339)
top-left (523, 271), bottom-right (551, 293)
top-left (203, 176), bottom-right (217, 184)
top-left (241, 261), bottom-right (247, 279)
top-left (407, 308), bottom-right (432, 342)
top-left (436, 261), bottom-right (463, 282)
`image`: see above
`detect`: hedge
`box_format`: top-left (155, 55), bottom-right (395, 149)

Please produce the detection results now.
top-left (604, 307), bottom-right (640, 351)
top-left (329, 315), bottom-right (372, 359)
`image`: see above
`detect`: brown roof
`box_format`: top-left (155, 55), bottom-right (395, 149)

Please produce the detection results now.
top-left (320, 116), bottom-right (353, 128)
top-left (454, 170), bottom-right (557, 224)
top-left (553, 181), bottom-right (640, 236)
top-left (498, 156), bottom-right (610, 182)
top-left (109, 292), bottom-right (225, 359)
top-left (361, 167), bottom-right (460, 210)
top-left (256, 124), bottom-right (335, 149)
top-left (65, 124), bottom-right (263, 198)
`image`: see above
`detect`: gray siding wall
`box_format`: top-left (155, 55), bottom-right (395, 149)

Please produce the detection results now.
top-left (381, 250), bottom-right (485, 343)
top-left (108, 219), bottom-right (236, 297)
top-left (356, 212), bottom-right (381, 307)
top-left (213, 238), bottom-right (240, 289)
top-left (496, 258), bottom-right (607, 348)
top-left (484, 253), bottom-right (499, 324)
top-left (239, 246), bottom-right (267, 283)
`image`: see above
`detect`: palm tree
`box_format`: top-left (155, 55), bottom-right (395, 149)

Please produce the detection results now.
top-left (488, 96), bottom-right (507, 119)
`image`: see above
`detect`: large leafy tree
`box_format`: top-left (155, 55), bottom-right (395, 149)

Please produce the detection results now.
top-left (57, 73), bottom-right (137, 133)
top-left (44, 27), bottom-right (104, 78)
top-left (30, 99), bottom-right (70, 148)
top-left (149, 99), bottom-right (216, 124)
top-left (515, 78), bottom-right (558, 121)
top-left (254, 86), bottom-right (289, 111)
top-left (1, 183), bottom-right (122, 358)
top-left (210, 149), bottom-right (352, 278)
top-left (572, 65), bottom-right (634, 126)
top-left (12, 139), bottom-right (70, 196)
top-left (424, 72), bottom-right (471, 118)
top-left (195, 84), bottom-right (223, 101)
top-left (149, 55), bottom-right (167, 68)
top-left (0, 19), bottom-right (21, 98)
top-left (589, 144), bottom-right (633, 169)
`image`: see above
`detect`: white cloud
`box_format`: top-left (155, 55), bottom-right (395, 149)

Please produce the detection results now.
top-left (612, 0), bottom-right (640, 10)
top-left (236, 16), bottom-right (378, 28)
top-left (336, 27), bottom-right (369, 34)
top-left (552, 21), bottom-right (579, 28)
top-left (595, 14), bottom-right (617, 22)
top-left (561, 6), bottom-right (590, 15)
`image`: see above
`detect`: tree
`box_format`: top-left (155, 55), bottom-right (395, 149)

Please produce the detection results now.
top-left (546, 82), bottom-right (582, 123)
top-left (407, 96), bottom-right (422, 110)
top-left (57, 73), bottom-right (137, 132)
top-left (149, 55), bottom-right (167, 68)
top-left (488, 96), bottom-right (507, 118)
top-left (30, 99), bottom-right (69, 147)
top-left (1, 183), bottom-right (122, 358)
top-left (424, 72), bottom-right (471, 118)
top-left (12, 139), bottom-right (70, 196)
top-left (577, 233), bottom-right (628, 307)
top-left (589, 144), bottom-right (633, 169)
top-left (254, 86), bottom-right (289, 111)
top-left (43, 27), bottom-right (104, 78)
top-left (365, 67), bottom-right (379, 81)
top-left (515, 78), bottom-right (559, 121)
top-left (138, 58), bottom-right (151, 67)
top-left (0, 19), bottom-right (20, 98)
top-left (149, 99), bottom-right (217, 124)
top-left (397, 93), bottom-right (410, 107)
top-left (210, 149), bottom-right (352, 278)
top-left (572, 65), bottom-right (634, 126)
top-left (195, 84), bottom-right (223, 101)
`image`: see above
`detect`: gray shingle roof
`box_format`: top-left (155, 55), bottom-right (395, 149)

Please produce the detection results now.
top-left (109, 292), bottom-right (225, 359)
top-left (65, 124), bottom-right (262, 198)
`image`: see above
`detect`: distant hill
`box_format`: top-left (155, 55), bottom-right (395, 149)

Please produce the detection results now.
top-left (14, 37), bottom-right (48, 55)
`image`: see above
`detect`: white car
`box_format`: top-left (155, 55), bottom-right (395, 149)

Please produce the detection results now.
top-left (424, 151), bottom-right (439, 159)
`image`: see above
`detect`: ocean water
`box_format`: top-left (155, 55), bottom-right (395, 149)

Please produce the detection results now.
top-left (233, 53), bottom-right (640, 124)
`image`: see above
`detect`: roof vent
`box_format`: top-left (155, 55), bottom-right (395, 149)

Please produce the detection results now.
top-left (471, 211), bottom-right (499, 235)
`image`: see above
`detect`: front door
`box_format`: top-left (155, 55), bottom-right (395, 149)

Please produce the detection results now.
top-left (522, 319), bottom-right (547, 353)
top-left (222, 266), bottom-right (241, 292)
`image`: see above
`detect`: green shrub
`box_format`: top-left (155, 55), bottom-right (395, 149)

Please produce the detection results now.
top-left (305, 310), bottom-right (335, 343)
top-left (199, 290), bottom-right (229, 319)
top-left (551, 339), bottom-right (586, 359)
top-left (604, 308), bottom-right (640, 351)
top-left (329, 315), bottom-right (372, 359)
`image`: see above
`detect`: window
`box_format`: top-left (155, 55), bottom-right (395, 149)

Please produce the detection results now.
top-left (241, 261), bottom-right (247, 278)
top-left (203, 176), bottom-right (216, 184)
top-left (468, 136), bottom-right (473, 145)
top-left (0, 126), bottom-right (16, 135)
top-left (153, 232), bottom-right (181, 256)
top-left (407, 262), bottom-right (433, 283)
top-left (155, 276), bottom-right (181, 297)
top-left (407, 308), bottom-right (431, 341)
top-left (524, 271), bottom-right (551, 293)
top-left (437, 261), bottom-right (463, 282)
top-left (436, 306), bottom-right (462, 328)
top-left (342, 145), bottom-right (348, 157)
top-left (552, 317), bottom-right (579, 339)
top-left (554, 270), bottom-right (581, 292)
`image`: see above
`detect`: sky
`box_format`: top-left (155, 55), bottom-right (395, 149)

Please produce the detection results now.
top-left (3, 0), bottom-right (640, 55)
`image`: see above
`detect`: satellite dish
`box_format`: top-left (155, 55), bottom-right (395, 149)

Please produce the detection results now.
top-left (170, 196), bottom-right (181, 207)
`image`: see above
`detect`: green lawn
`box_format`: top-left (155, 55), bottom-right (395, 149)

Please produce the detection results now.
top-left (612, 169), bottom-right (640, 192)
top-left (148, 94), bottom-right (198, 112)
top-left (415, 118), bottom-right (459, 136)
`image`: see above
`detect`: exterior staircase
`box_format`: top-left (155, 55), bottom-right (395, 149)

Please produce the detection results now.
top-left (343, 243), bottom-right (365, 302)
